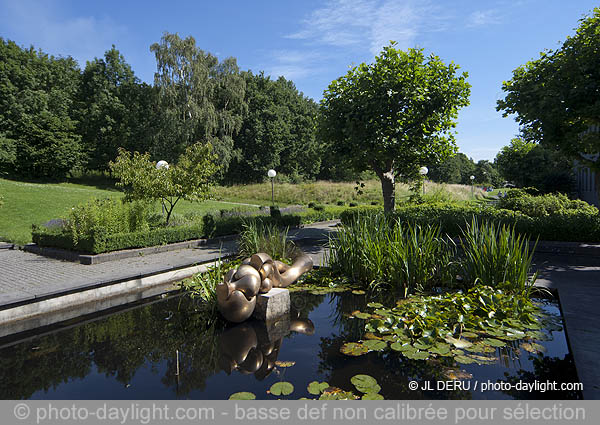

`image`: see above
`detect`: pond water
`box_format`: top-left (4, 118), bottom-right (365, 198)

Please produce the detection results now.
top-left (0, 291), bottom-right (581, 400)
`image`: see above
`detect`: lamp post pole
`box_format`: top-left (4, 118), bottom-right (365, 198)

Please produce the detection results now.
top-left (419, 166), bottom-right (428, 195)
top-left (470, 175), bottom-right (475, 197)
top-left (268, 169), bottom-right (276, 205)
top-left (156, 160), bottom-right (169, 216)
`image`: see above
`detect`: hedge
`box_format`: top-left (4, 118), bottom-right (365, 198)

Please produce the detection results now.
top-left (340, 203), bottom-right (600, 242)
top-left (31, 207), bottom-right (351, 254)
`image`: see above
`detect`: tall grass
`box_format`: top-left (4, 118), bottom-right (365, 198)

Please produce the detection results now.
top-left (328, 214), bottom-right (456, 295)
top-left (460, 218), bottom-right (538, 295)
top-left (238, 220), bottom-right (300, 261)
top-left (217, 179), bottom-right (484, 206)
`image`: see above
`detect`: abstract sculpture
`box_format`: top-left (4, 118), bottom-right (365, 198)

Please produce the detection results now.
top-left (216, 252), bottom-right (313, 322)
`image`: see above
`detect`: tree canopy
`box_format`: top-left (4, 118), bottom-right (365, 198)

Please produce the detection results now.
top-left (497, 7), bottom-right (600, 174)
top-left (150, 32), bottom-right (247, 176)
top-left (495, 138), bottom-right (573, 192)
top-left (109, 142), bottom-right (219, 224)
top-left (319, 43), bottom-right (471, 211)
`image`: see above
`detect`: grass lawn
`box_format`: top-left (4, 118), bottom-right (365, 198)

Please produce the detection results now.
top-left (0, 177), bottom-right (484, 245)
top-left (0, 178), bottom-right (259, 244)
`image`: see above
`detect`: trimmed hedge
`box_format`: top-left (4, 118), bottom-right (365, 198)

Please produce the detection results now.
top-left (340, 203), bottom-right (600, 242)
top-left (31, 207), bottom-right (349, 254)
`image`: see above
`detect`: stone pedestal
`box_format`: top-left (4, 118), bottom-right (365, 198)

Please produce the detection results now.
top-left (252, 288), bottom-right (290, 322)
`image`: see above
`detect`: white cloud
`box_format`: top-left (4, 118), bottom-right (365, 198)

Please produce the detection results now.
top-left (467, 10), bottom-right (502, 28)
top-left (285, 0), bottom-right (447, 55)
top-left (0, 0), bottom-right (128, 67)
top-left (264, 50), bottom-right (325, 80)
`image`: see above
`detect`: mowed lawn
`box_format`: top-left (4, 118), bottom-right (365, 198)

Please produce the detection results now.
top-left (0, 178), bottom-right (260, 244)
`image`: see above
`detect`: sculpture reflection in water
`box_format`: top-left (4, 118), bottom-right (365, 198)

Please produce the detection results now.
top-left (216, 252), bottom-right (313, 322)
top-left (218, 311), bottom-right (315, 380)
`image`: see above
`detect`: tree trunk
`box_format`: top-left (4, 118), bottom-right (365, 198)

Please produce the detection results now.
top-left (380, 171), bottom-right (395, 213)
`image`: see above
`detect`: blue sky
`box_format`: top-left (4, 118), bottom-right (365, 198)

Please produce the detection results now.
top-left (1, 0), bottom-right (598, 162)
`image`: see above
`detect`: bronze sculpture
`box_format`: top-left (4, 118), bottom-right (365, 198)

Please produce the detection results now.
top-left (216, 252), bottom-right (313, 322)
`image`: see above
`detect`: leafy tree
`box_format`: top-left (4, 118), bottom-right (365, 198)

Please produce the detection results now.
top-left (109, 142), bottom-right (219, 224)
top-left (495, 138), bottom-right (573, 192)
top-left (474, 160), bottom-right (502, 187)
top-left (226, 71), bottom-right (321, 183)
top-left (428, 152), bottom-right (476, 185)
top-left (77, 46), bottom-right (155, 170)
top-left (319, 43), bottom-right (471, 211)
top-left (496, 8), bottom-right (600, 191)
top-left (0, 38), bottom-right (83, 178)
top-left (150, 33), bottom-right (246, 176)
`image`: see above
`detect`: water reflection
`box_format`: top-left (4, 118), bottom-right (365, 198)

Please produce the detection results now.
top-left (0, 292), bottom-right (581, 400)
top-left (218, 315), bottom-right (315, 380)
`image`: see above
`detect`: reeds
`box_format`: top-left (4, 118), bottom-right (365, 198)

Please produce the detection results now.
top-left (238, 220), bottom-right (300, 261)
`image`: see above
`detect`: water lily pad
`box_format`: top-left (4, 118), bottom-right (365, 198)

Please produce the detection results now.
top-left (404, 350), bottom-right (429, 360)
top-left (363, 339), bottom-right (387, 351)
top-left (367, 302), bottom-right (383, 308)
top-left (340, 342), bottom-right (368, 356)
top-left (275, 361), bottom-right (296, 367)
top-left (362, 393), bottom-right (384, 400)
top-left (319, 388), bottom-right (358, 400)
top-left (465, 343), bottom-right (496, 354)
top-left (461, 331), bottom-right (478, 338)
top-left (229, 392), bottom-right (256, 400)
top-left (484, 338), bottom-right (506, 347)
top-left (351, 374), bottom-right (381, 394)
top-left (444, 369), bottom-right (473, 380)
top-left (353, 312), bottom-right (372, 320)
top-left (429, 343), bottom-right (452, 356)
top-left (307, 381), bottom-right (329, 395)
top-left (364, 332), bottom-right (382, 340)
top-left (455, 355), bottom-right (476, 364)
top-left (352, 290), bottom-right (366, 295)
top-left (270, 382), bottom-right (294, 396)
top-left (521, 342), bottom-right (546, 353)
top-left (468, 354), bottom-right (496, 363)
top-left (374, 308), bottom-right (391, 317)
top-left (445, 336), bottom-right (473, 349)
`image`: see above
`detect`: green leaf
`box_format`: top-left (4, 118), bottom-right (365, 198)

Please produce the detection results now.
top-left (353, 312), bottom-right (372, 320)
top-left (229, 392), bottom-right (256, 400)
top-left (363, 339), bottom-right (388, 351)
top-left (362, 393), bottom-right (384, 400)
top-left (455, 355), bottom-right (476, 364)
top-left (340, 342), bottom-right (368, 356)
top-left (351, 374), bottom-right (381, 394)
top-left (352, 290), bottom-right (366, 295)
top-left (270, 382), bottom-right (294, 396)
top-left (483, 338), bottom-right (506, 347)
top-left (307, 381), bottom-right (329, 395)
top-left (444, 336), bottom-right (473, 349)
top-left (367, 302), bottom-right (383, 308)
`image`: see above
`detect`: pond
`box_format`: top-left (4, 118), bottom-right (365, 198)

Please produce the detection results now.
top-left (0, 291), bottom-right (581, 400)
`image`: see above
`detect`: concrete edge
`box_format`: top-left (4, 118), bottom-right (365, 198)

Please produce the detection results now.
top-left (21, 234), bottom-right (239, 265)
top-left (0, 261), bottom-right (214, 332)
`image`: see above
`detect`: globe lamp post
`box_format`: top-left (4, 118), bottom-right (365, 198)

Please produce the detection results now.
top-left (267, 169), bottom-right (277, 206)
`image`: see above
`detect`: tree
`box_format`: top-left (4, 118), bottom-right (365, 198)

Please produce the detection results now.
top-left (109, 142), bottom-right (219, 224)
top-left (226, 71), bottom-right (322, 183)
top-left (77, 46), bottom-right (154, 170)
top-left (428, 152), bottom-right (476, 185)
top-left (150, 33), bottom-right (246, 176)
top-left (496, 7), bottom-right (600, 191)
top-left (495, 138), bottom-right (573, 192)
top-left (319, 43), bottom-right (471, 211)
top-left (0, 38), bottom-right (83, 178)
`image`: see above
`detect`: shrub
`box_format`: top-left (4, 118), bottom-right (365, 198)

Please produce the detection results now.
top-left (497, 190), bottom-right (598, 217)
top-left (270, 205), bottom-right (281, 219)
top-left (308, 202), bottom-right (316, 208)
top-left (311, 203), bottom-right (325, 211)
top-left (337, 200), bottom-right (345, 206)
top-left (349, 202), bottom-right (358, 207)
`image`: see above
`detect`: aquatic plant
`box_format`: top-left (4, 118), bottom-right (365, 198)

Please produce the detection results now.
top-left (228, 374), bottom-right (383, 400)
top-left (341, 286), bottom-right (561, 366)
top-left (238, 220), bottom-right (300, 261)
top-left (460, 218), bottom-right (538, 295)
top-left (328, 214), bottom-right (457, 295)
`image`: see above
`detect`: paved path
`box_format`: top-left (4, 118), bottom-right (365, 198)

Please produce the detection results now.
top-left (0, 221), bottom-right (338, 309)
top-left (534, 253), bottom-right (600, 400)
